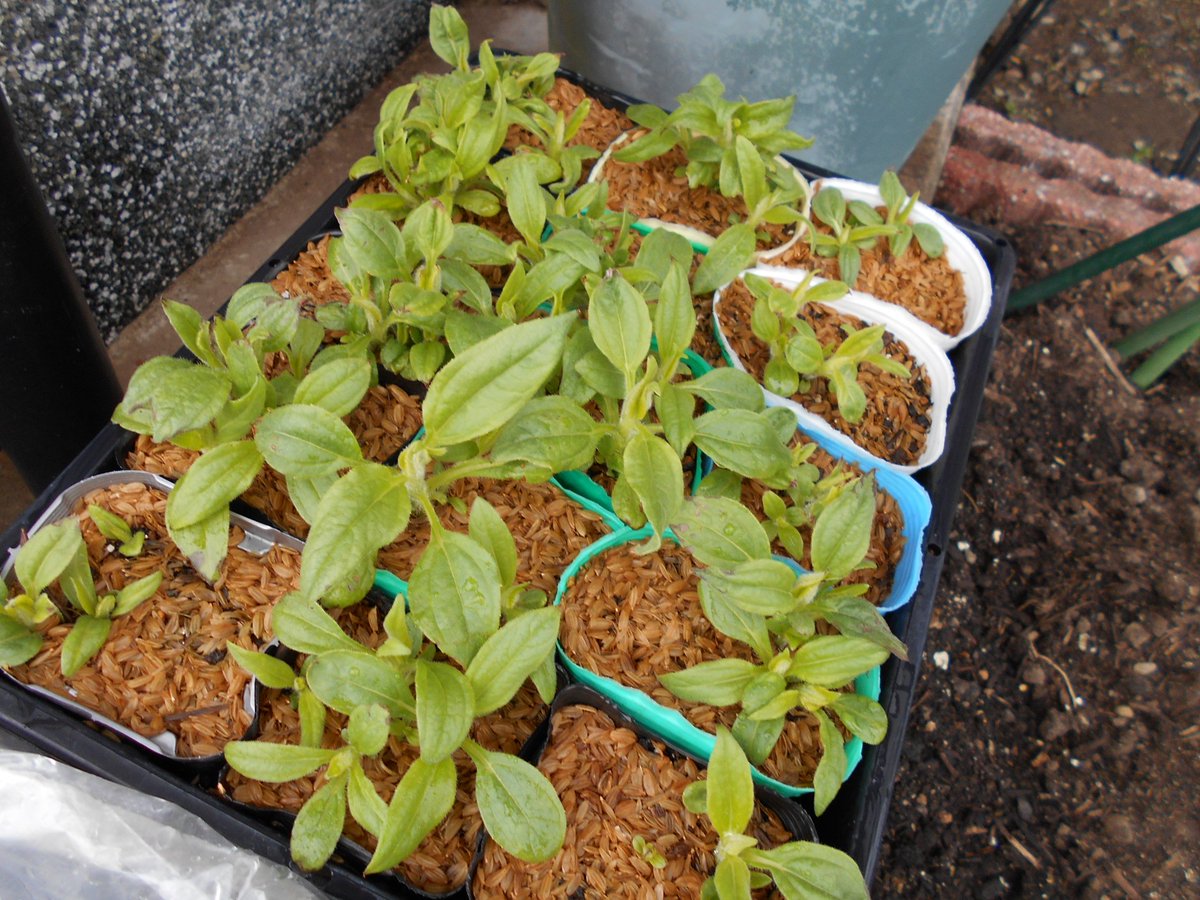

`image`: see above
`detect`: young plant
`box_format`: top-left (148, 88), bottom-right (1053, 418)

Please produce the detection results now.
top-left (86, 505), bottom-right (147, 557)
top-left (0, 519), bottom-right (161, 676)
top-left (564, 236), bottom-right (793, 548)
top-left (614, 74), bottom-right (812, 237)
top-left (224, 504), bottom-right (565, 874)
top-left (742, 273), bottom-right (911, 424)
top-left (859, 170), bottom-right (945, 260)
top-left (666, 486), bottom-right (907, 813)
top-left (684, 728), bottom-right (868, 899)
top-left (806, 186), bottom-right (898, 288)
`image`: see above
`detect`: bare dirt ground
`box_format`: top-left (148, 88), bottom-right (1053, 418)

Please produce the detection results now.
top-left (879, 1), bottom-right (1200, 897)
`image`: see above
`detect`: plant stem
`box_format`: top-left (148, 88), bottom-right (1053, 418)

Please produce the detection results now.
top-left (1128, 320), bottom-right (1200, 389)
top-left (1111, 296), bottom-right (1200, 359)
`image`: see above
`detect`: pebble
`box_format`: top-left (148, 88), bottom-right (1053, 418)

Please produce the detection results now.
top-left (1022, 663), bottom-right (1047, 686)
top-left (1040, 708), bottom-right (1073, 742)
top-left (1121, 484), bottom-right (1148, 505)
top-left (1133, 661), bottom-right (1158, 676)
top-left (1016, 797), bottom-right (1034, 822)
top-left (1155, 570), bottom-right (1188, 605)
top-left (1123, 622), bottom-right (1151, 648)
top-left (1105, 814), bottom-right (1137, 845)
top-left (1115, 704), bottom-right (1135, 718)
top-left (933, 651), bottom-right (950, 671)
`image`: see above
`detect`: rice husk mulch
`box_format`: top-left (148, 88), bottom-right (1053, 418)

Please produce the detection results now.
top-left (739, 440), bottom-right (906, 606)
top-left (7, 482), bottom-right (298, 757)
top-left (768, 192), bottom-right (966, 336)
top-left (222, 601), bottom-right (549, 894)
top-left (472, 703), bottom-right (793, 899)
top-left (718, 278), bottom-right (932, 466)
top-left (504, 77), bottom-right (635, 180)
top-left (270, 234), bottom-right (350, 312)
top-left (558, 541), bottom-right (831, 787)
top-left (376, 476), bottom-right (609, 597)
top-left (125, 383), bottom-right (422, 538)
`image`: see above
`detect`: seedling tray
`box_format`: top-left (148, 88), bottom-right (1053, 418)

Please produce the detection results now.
top-left (0, 64), bottom-right (1015, 895)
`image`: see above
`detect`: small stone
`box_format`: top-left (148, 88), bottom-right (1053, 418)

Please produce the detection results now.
top-left (1082, 67), bottom-right (1104, 81)
top-left (1155, 570), bottom-right (1188, 604)
top-left (1022, 663), bottom-right (1047, 686)
top-left (937, 810), bottom-right (953, 825)
top-left (1115, 704), bottom-right (1135, 718)
top-left (1116, 24), bottom-right (1135, 40)
top-left (1040, 708), bottom-right (1073, 741)
top-left (1105, 814), bottom-right (1136, 845)
top-left (953, 676), bottom-right (981, 703)
top-left (1121, 484), bottom-right (1148, 505)
top-left (1123, 622), bottom-right (1151, 649)
top-left (1017, 797), bottom-right (1034, 822)
top-left (1133, 661), bottom-right (1158, 676)
top-left (933, 651), bottom-right (950, 671)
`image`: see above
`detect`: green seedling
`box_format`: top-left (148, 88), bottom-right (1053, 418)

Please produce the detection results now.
top-left (806, 187), bottom-right (899, 288)
top-left (87, 505), bottom-right (146, 557)
top-left (0, 519), bottom-right (161, 677)
top-left (853, 170), bottom-right (945, 261)
top-left (742, 273), bottom-right (911, 424)
top-left (685, 728), bottom-right (868, 899)
top-left (224, 504), bottom-right (565, 874)
top-left (614, 74), bottom-right (812, 237)
top-left (666, 485), bottom-right (907, 813)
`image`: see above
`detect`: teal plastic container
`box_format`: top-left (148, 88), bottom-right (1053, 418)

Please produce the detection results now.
top-left (554, 524), bottom-right (881, 798)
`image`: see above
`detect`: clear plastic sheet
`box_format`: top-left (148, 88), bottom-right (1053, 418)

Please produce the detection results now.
top-left (0, 750), bottom-right (323, 899)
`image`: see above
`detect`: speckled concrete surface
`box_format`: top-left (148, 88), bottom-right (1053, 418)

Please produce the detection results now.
top-left (1, 0), bottom-right (430, 341)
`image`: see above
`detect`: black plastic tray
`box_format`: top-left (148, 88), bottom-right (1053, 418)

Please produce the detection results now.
top-left (0, 64), bottom-right (1015, 895)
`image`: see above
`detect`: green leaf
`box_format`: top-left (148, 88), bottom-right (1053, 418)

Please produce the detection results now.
top-left (622, 431), bottom-right (683, 542)
top-left (805, 280), bottom-right (849, 305)
top-left (659, 658), bottom-right (759, 706)
top-left (837, 244), bottom-right (861, 288)
top-left (347, 703), bottom-right (391, 757)
top-left (694, 223), bottom-right (756, 295)
top-left (787, 636), bottom-right (889, 688)
top-left (466, 742), bottom-right (566, 863)
top-left (812, 710), bottom-right (846, 815)
top-left (589, 273), bottom-right (652, 379)
top-left (714, 855), bottom-right (753, 900)
top-left (302, 464), bottom-right (410, 604)
top-left (0, 616), bottom-right (42, 667)
top-left (812, 187), bottom-right (846, 229)
top-left (336, 207), bottom-right (405, 280)
top-left (115, 356), bottom-right (231, 444)
top-left (226, 642), bottom-right (295, 690)
top-left (223, 741), bottom-right (336, 782)
top-left (467, 498), bottom-right (518, 587)
top-left (292, 775), bottom-right (347, 871)
top-left (348, 759), bottom-right (388, 840)
top-left (293, 357), bottom-right (373, 417)
top-left (408, 530), bottom-right (501, 667)
top-left (415, 659), bottom-right (474, 763)
top-left (812, 595), bottom-right (907, 660)
top-left (829, 694), bottom-right (888, 745)
top-left (501, 156), bottom-right (547, 247)
top-left (365, 756), bottom-right (457, 874)
top-left (298, 687), bottom-right (327, 749)
top-left (307, 650), bottom-right (414, 718)
top-left (785, 332), bottom-right (824, 374)
top-left (707, 725), bottom-right (754, 836)
top-left (678, 368), bottom-right (765, 412)
top-left (170, 509), bottom-right (229, 582)
top-left (670, 496), bottom-right (771, 567)
top-left (409, 341), bottom-right (446, 383)
top-left (490, 396), bottom-right (599, 474)
top-left (574, 349), bottom-right (625, 399)
top-left (285, 472), bottom-right (338, 526)
top-left (746, 842), bottom-right (869, 900)
top-left (682, 780), bottom-right (708, 815)
top-left (255, 405), bottom-right (364, 480)
top-left (656, 382), bottom-right (696, 458)
top-left (731, 711), bottom-right (785, 767)
top-left (809, 476), bottom-right (876, 581)
top-left (271, 593), bottom-right (364, 656)
top-left (86, 505), bottom-right (133, 544)
top-left (429, 2), bottom-right (470, 68)
top-left (16, 520), bottom-right (86, 599)
top-left (423, 314), bottom-right (574, 448)
top-left (466, 607), bottom-right (561, 715)
top-left (444, 308), bottom-right (509, 356)
top-left (692, 410), bottom-right (790, 481)
top-left (166, 440), bottom-right (263, 530)
top-left (402, 199), bottom-right (455, 262)
top-left (879, 170), bottom-right (905, 212)
top-left (654, 262), bottom-right (697, 370)
top-left (699, 580), bottom-right (772, 663)
top-left (111, 571), bottom-right (163, 616)
top-left (912, 222), bottom-right (944, 258)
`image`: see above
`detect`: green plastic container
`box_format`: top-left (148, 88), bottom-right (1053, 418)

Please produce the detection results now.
top-left (554, 524), bottom-right (881, 798)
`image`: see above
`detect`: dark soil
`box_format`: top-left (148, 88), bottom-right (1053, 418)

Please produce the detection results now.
top-left (880, 2), bottom-right (1200, 893)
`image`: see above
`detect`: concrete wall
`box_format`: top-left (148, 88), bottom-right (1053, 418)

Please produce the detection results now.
top-left (1, 0), bottom-right (431, 340)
